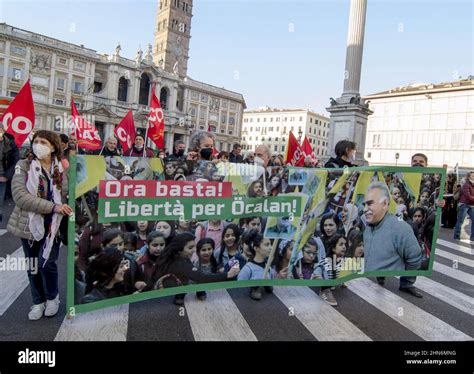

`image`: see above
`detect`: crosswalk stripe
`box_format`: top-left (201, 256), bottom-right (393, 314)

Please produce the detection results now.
top-left (437, 239), bottom-right (473, 255)
top-left (273, 286), bottom-right (371, 341)
top-left (0, 247), bottom-right (29, 316)
top-left (54, 304), bottom-right (129, 341)
top-left (184, 290), bottom-right (257, 341)
top-left (396, 276), bottom-right (474, 316)
top-left (460, 239), bottom-right (473, 245)
top-left (0, 229), bottom-right (7, 237)
top-left (435, 248), bottom-right (474, 268)
top-left (434, 262), bottom-right (474, 286)
top-left (347, 278), bottom-right (472, 341)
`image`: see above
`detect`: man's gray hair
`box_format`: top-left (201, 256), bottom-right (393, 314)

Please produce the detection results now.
top-left (190, 131), bottom-right (215, 151)
top-left (366, 182), bottom-right (390, 203)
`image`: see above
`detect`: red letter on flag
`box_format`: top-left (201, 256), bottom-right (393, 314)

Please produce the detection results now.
top-left (284, 131), bottom-right (305, 167)
top-left (0, 80), bottom-right (35, 147)
top-left (71, 98), bottom-right (102, 151)
top-left (147, 91), bottom-right (165, 149)
top-left (114, 110), bottom-right (136, 154)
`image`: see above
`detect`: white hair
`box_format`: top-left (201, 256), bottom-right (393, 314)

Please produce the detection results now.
top-left (190, 131), bottom-right (215, 151)
top-left (366, 182), bottom-right (390, 203)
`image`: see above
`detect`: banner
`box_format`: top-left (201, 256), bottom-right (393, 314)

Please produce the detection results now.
top-left (67, 155), bottom-right (445, 314)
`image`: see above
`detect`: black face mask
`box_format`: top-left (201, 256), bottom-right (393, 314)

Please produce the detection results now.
top-left (177, 149), bottom-right (185, 157)
top-left (200, 148), bottom-right (213, 160)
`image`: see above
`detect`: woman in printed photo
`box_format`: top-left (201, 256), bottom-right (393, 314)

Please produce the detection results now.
top-left (292, 238), bottom-right (327, 280)
top-left (270, 240), bottom-right (293, 279)
top-left (193, 238), bottom-right (219, 300)
top-left (137, 231), bottom-right (166, 288)
top-left (237, 230), bottom-right (273, 301)
top-left (215, 224), bottom-right (246, 273)
top-left (151, 233), bottom-right (240, 305)
top-left (247, 180), bottom-right (265, 198)
top-left (82, 248), bottom-right (130, 303)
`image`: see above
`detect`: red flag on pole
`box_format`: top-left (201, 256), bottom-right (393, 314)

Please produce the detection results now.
top-left (71, 98), bottom-right (102, 150)
top-left (302, 136), bottom-right (317, 163)
top-left (0, 80), bottom-right (35, 147)
top-left (114, 110), bottom-right (136, 154)
top-left (147, 90), bottom-right (165, 149)
top-left (284, 131), bottom-right (305, 167)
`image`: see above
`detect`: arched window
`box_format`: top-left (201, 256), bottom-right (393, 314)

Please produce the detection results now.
top-left (117, 76), bottom-right (128, 102)
top-left (160, 87), bottom-right (169, 110)
top-left (139, 73), bottom-right (151, 106)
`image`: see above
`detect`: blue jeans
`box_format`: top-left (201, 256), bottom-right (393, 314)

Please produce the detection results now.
top-left (21, 237), bottom-right (60, 305)
top-left (453, 204), bottom-right (474, 240)
top-left (0, 181), bottom-right (6, 219)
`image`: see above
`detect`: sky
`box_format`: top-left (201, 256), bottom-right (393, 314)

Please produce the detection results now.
top-left (0, 0), bottom-right (472, 115)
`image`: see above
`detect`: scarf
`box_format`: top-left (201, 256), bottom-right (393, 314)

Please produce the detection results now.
top-left (26, 158), bottom-right (64, 263)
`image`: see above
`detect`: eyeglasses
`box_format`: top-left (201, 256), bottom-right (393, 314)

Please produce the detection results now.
top-left (303, 250), bottom-right (317, 257)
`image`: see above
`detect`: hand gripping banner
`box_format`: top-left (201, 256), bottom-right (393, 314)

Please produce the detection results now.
top-left (67, 155), bottom-right (445, 315)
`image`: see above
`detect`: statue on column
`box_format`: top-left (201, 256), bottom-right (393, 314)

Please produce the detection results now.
top-left (173, 61), bottom-right (179, 76)
top-left (145, 43), bottom-right (153, 63)
top-left (115, 42), bottom-right (121, 56)
top-left (135, 46), bottom-right (143, 64)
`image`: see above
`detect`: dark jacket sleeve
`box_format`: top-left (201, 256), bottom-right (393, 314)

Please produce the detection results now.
top-left (177, 260), bottom-right (228, 284)
top-left (77, 226), bottom-right (92, 272)
top-left (461, 183), bottom-right (474, 205)
top-left (4, 135), bottom-right (19, 180)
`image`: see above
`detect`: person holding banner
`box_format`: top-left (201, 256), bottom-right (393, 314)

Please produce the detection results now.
top-left (0, 125), bottom-right (19, 222)
top-left (100, 136), bottom-right (121, 157)
top-left (128, 134), bottom-right (154, 158)
top-left (325, 140), bottom-right (357, 168)
top-left (453, 171), bottom-right (474, 243)
top-left (7, 130), bottom-right (72, 320)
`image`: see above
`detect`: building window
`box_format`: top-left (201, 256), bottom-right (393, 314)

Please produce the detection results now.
top-left (281, 145), bottom-right (285, 152)
top-left (270, 118), bottom-right (273, 122)
top-left (299, 116), bottom-right (303, 121)
top-left (290, 117), bottom-right (294, 122)
top-left (74, 61), bottom-right (85, 71)
top-left (10, 44), bottom-right (26, 56)
top-left (249, 118), bottom-right (253, 123)
top-left (56, 77), bottom-right (65, 91)
top-left (284, 117), bottom-right (287, 122)
top-left (274, 145), bottom-right (278, 151)
top-left (54, 99), bottom-right (65, 106)
top-left (250, 127), bottom-right (253, 131)
top-left (10, 67), bottom-right (22, 82)
top-left (117, 77), bottom-right (128, 102)
top-left (139, 74), bottom-right (151, 105)
top-left (94, 81), bottom-right (103, 93)
top-left (367, 152), bottom-right (371, 158)
top-left (257, 118), bottom-right (260, 123)
top-left (229, 115), bottom-right (235, 126)
top-left (275, 137), bottom-right (279, 142)
top-left (221, 114), bottom-right (227, 124)
top-left (263, 118), bottom-right (266, 122)
top-left (200, 94), bottom-right (208, 103)
top-left (73, 81), bottom-right (84, 94)
top-left (471, 134), bottom-right (474, 148)
top-left (191, 91), bottom-right (199, 100)
top-left (58, 57), bottom-right (68, 65)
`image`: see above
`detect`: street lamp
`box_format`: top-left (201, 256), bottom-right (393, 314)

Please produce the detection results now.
top-left (395, 152), bottom-right (400, 166)
top-left (298, 128), bottom-right (303, 143)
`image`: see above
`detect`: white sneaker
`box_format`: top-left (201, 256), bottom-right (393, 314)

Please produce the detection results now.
top-left (28, 303), bottom-right (45, 321)
top-left (44, 295), bottom-right (60, 317)
top-left (320, 289), bottom-right (338, 306)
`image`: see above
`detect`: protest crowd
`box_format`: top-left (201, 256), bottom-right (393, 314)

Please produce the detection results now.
top-left (1, 81), bottom-right (473, 320)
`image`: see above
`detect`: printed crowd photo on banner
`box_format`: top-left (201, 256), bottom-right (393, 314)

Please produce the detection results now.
top-left (69, 155), bottom-right (445, 313)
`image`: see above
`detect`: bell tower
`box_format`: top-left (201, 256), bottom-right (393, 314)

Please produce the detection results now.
top-left (153, 0), bottom-right (192, 78)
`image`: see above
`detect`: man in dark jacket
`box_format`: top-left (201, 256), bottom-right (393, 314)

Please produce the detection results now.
top-left (325, 140), bottom-right (357, 168)
top-left (229, 143), bottom-right (244, 164)
top-left (165, 139), bottom-right (186, 162)
top-left (0, 128), bottom-right (19, 222)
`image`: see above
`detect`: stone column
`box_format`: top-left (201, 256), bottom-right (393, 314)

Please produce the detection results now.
top-left (342, 0), bottom-right (367, 98)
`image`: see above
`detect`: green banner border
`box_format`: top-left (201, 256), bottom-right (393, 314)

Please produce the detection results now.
top-left (66, 156), bottom-right (445, 316)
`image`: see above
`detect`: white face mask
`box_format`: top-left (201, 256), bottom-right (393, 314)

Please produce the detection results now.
top-left (254, 156), bottom-right (265, 167)
top-left (33, 143), bottom-right (52, 160)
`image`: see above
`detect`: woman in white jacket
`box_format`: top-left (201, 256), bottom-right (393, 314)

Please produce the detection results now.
top-left (7, 130), bottom-right (72, 320)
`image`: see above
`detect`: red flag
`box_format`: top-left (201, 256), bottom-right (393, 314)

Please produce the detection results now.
top-left (284, 131), bottom-right (305, 167)
top-left (147, 90), bottom-right (165, 149)
top-left (208, 123), bottom-right (212, 132)
top-left (114, 110), bottom-right (136, 154)
top-left (212, 147), bottom-right (219, 158)
top-left (302, 136), bottom-right (317, 159)
top-left (71, 98), bottom-right (102, 150)
top-left (1, 80), bottom-right (35, 147)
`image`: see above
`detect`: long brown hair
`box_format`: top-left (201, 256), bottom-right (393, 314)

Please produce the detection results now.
top-left (32, 130), bottom-right (62, 162)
